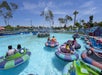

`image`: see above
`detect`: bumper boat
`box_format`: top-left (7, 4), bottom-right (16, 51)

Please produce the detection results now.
top-left (66, 40), bottom-right (81, 50)
top-left (88, 38), bottom-right (102, 49)
top-left (80, 36), bottom-right (85, 40)
top-left (81, 50), bottom-right (102, 70)
top-left (37, 32), bottom-right (50, 37)
top-left (74, 42), bottom-right (81, 49)
top-left (63, 60), bottom-right (101, 75)
top-left (73, 33), bottom-right (80, 38)
top-left (0, 48), bottom-right (31, 70)
top-left (45, 41), bottom-right (59, 48)
top-left (55, 44), bottom-right (79, 61)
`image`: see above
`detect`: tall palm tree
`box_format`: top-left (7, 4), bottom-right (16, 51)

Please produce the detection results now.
top-left (65, 15), bottom-right (72, 26)
top-left (6, 11), bottom-right (13, 25)
top-left (58, 15), bottom-right (72, 28)
top-left (80, 19), bottom-right (85, 25)
top-left (73, 10), bottom-right (79, 25)
top-left (58, 18), bottom-right (65, 27)
top-left (58, 18), bottom-right (65, 23)
top-left (0, 1), bottom-right (18, 25)
top-left (40, 7), bottom-right (54, 27)
top-left (0, 1), bottom-right (11, 10)
top-left (89, 15), bottom-right (94, 27)
top-left (68, 25), bottom-right (73, 31)
top-left (89, 15), bottom-right (93, 23)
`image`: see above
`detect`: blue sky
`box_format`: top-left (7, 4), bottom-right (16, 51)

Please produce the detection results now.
top-left (0, 0), bottom-right (102, 27)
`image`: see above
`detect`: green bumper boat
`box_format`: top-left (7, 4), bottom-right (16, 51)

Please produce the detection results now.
top-left (0, 48), bottom-right (31, 70)
top-left (63, 60), bottom-right (101, 75)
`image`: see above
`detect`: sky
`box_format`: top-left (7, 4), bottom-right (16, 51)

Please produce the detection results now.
top-left (0, 0), bottom-right (102, 27)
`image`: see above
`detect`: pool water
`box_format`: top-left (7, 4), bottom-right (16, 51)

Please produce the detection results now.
top-left (0, 33), bottom-right (85, 75)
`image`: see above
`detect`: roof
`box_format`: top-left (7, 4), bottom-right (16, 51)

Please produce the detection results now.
top-left (98, 27), bottom-right (102, 32)
top-left (0, 26), bottom-right (5, 30)
top-left (88, 26), bottom-right (99, 33)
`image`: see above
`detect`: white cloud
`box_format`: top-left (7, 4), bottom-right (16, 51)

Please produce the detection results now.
top-left (21, 1), bottom-right (57, 14)
top-left (21, 1), bottom-right (74, 15)
top-left (54, 11), bottom-right (67, 15)
top-left (80, 1), bottom-right (94, 8)
top-left (46, 1), bottom-right (56, 8)
top-left (53, 9), bottom-right (73, 15)
top-left (58, 2), bottom-right (73, 7)
top-left (79, 1), bottom-right (97, 15)
top-left (22, 1), bottom-right (45, 10)
top-left (82, 7), bottom-right (97, 15)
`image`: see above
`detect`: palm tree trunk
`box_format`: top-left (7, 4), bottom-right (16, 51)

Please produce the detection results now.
top-left (4, 18), bottom-right (7, 26)
top-left (50, 20), bottom-right (52, 32)
top-left (74, 15), bottom-right (76, 25)
top-left (7, 18), bottom-right (9, 25)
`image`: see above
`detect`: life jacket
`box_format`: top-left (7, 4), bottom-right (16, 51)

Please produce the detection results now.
top-left (51, 38), bottom-right (56, 42)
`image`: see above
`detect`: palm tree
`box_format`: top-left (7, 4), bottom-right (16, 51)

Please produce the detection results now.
top-left (10, 2), bottom-right (18, 10)
top-left (65, 15), bottom-right (72, 26)
top-left (58, 18), bottom-right (65, 27)
top-left (80, 19), bottom-right (85, 25)
top-left (0, 1), bottom-right (11, 10)
top-left (68, 25), bottom-right (73, 31)
top-left (98, 21), bottom-right (102, 27)
top-left (75, 22), bottom-right (81, 32)
top-left (73, 10), bottom-right (79, 25)
top-left (6, 11), bottom-right (13, 25)
top-left (58, 15), bottom-right (72, 28)
top-left (89, 15), bottom-right (93, 23)
top-left (0, 1), bottom-right (18, 25)
top-left (58, 18), bottom-right (65, 23)
top-left (40, 7), bottom-right (54, 27)
top-left (89, 15), bottom-right (94, 27)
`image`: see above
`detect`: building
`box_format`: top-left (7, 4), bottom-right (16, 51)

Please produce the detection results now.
top-left (87, 26), bottom-right (102, 36)
top-left (94, 27), bottom-right (102, 36)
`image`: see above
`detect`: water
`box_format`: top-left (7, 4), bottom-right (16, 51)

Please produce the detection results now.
top-left (0, 33), bottom-right (85, 75)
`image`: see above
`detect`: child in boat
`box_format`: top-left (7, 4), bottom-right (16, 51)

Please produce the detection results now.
top-left (47, 36), bottom-right (50, 42)
top-left (66, 43), bottom-right (70, 52)
top-left (17, 44), bottom-right (22, 51)
top-left (66, 42), bottom-right (74, 54)
top-left (73, 37), bottom-right (76, 43)
top-left (17, 44), bottom-right (24, 53)
top-left (51, 36), bottom-right (56, 43)
top-left (6, 45), bottom-right (16, 56)
top-left (72, 37), bottom-right (76, 49)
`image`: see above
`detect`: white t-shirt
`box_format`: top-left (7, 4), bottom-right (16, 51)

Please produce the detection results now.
top-left (7, 49), bottom-right (15, 56)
